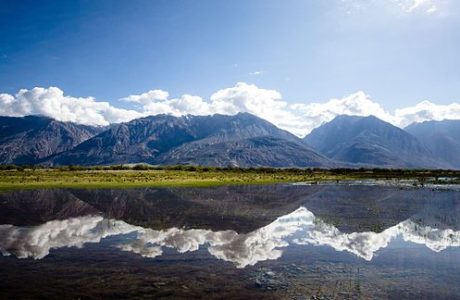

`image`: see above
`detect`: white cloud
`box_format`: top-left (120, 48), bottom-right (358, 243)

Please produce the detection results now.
top-left (121, 89), bottom-right (169, 105)
top-left (121, 89), bottom-right (213, 117)
top-left (0, 87), bottom-right (142, 126)
top-left (1, 84), bottom-right (459, 137)
top-left (394, 100), bottom-right (460, 127)
top-left (122, 82), bottom-right (459, 136)
top-left (209, 82), bottom-right (298, 130)
top-left (288, 91), bottom-right (397, 135)
top-left (121, 82), bottom-right (305, 135)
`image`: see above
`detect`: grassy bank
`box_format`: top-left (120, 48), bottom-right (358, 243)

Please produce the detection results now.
top-left (0, 168), bottom-right (333, 190)
top-left (0, 166), bottom-right (459, 190)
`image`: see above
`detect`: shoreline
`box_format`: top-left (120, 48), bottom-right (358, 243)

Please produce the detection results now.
top-left (1, 168), bottom-right (459, 191)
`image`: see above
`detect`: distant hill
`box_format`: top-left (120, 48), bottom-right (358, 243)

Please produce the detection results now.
top-left (2, 113), bottom-right (459, 169)
top-left (48, 113), bottom-right (331, 167)
top-left (0, 115), bottom-right (103, 165)
top-left (156, 136), bottom-right (330, 167)
top-left (303, 115), bottom-right (442, 168)
top-left (406, 120), bottom-right (460, 168)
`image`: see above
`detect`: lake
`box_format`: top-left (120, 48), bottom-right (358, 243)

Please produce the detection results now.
top-left (1, 183), bottom-right (460, 299)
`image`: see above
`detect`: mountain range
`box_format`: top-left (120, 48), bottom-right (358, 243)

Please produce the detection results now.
top-left (303, 115), bottom-right (444, 168)
top-left (0, 116), bottom-right (103, 165)
top-left (48, 113), bottom-right (330, 167)
top-left (0, 113), bottom-right (459, 169)
top-left (406, 120), bottom-right (460, 169)
top-left (2, 186), bottom-right (460, 264)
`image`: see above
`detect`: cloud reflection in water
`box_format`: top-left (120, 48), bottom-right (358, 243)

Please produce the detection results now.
top-left (1, 207), bottom-right (460, 268)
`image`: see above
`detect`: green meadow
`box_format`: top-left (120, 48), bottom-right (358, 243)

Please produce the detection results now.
top-left (0, 165), bottom-right (459, 190)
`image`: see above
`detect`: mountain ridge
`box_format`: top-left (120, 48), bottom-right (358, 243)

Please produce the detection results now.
top-left (0, 115), bottom-right (104, 165)
top-left (0, 113), bottom-right (458, 168)
top-left (303, 115), bottom-right (443, 168)
top-left (405, 119), bottom-right (460, 168)
top-left (46, 112), bottom-right (332, 167)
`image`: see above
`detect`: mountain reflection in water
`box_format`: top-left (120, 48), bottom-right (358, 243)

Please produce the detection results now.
top-left (2, 206), bottom-right (460, 267)
top-left (2, 184), bottom-right (460, 299)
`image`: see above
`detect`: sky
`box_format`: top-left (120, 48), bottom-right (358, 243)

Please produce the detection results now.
top-left (1, 0), bottom-right (459, 136)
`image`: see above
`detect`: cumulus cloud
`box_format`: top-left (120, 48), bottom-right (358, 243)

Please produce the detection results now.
top-left (394, 101), bottom-right (460, 127)
top-left (1, 84), bottom-right (459, 137)
top-left (121, 89), bottom-right (169, 105)
top-left (122, 90), bottom-right (212, 117)
top-left (121, 82), bottom-right (303, 135)
top-left (120, 83), bottom-right (460, 136)
top-left (288, 91), bottom-right (397, 136)
top-left (209, 82), bottom-right (301, 133)
top-left (119, 83), bottom-right (392, 136)
top-left (0, 87), bottom-right (142, 126)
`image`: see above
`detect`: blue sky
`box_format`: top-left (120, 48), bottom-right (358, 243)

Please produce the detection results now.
top-left (1, 0), bottom-right (459, 135)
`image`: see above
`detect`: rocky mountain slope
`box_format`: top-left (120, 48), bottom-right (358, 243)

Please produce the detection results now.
top-left (1, 113), bottom-right (459, 168)
top-left (48, 113), bottom-right (331, 167)
top-left (406, 120), bottom-right (460, 168)
top-left (0, 115), bottom-right (103, 164)
top-left (303, 115), bottom-right (442, 168)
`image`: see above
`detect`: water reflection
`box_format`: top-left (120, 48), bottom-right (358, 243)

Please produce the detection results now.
top-left (2, 205), bottom-right (460, 268)
top-left (0, 216), bottom-right (139, 259)
top-left (3, 185), bottom-right (460, 299)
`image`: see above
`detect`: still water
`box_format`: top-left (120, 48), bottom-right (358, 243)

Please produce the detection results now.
top-left (1, 184), bottom-right (460, 299)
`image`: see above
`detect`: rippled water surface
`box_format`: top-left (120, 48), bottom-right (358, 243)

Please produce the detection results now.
top-left (1, 184), bottom-right (460, 299)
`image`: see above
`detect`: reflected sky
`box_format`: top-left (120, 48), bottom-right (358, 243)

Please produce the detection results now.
top-left (2, 206), bottom-right (460, 268)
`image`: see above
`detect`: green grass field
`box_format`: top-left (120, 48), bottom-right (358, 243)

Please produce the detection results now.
top-left (0, 166), bottom-right (459, 190)
top-left (0, 169), bottom-right (328, 190)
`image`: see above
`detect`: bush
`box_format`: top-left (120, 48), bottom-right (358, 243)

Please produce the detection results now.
top-left (0, 164), bottom-right (17, 170)
top-left (133, 164), bottom-right (150, 170)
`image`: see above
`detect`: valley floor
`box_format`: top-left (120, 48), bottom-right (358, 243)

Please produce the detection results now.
top-left (0, 167), bottom-right (459, 190)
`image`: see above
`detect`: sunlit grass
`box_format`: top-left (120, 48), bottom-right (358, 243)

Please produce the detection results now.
top-left (0, 167), bottom-right (459, 191)
top-left (0, 168), bottom-right (343, 190)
